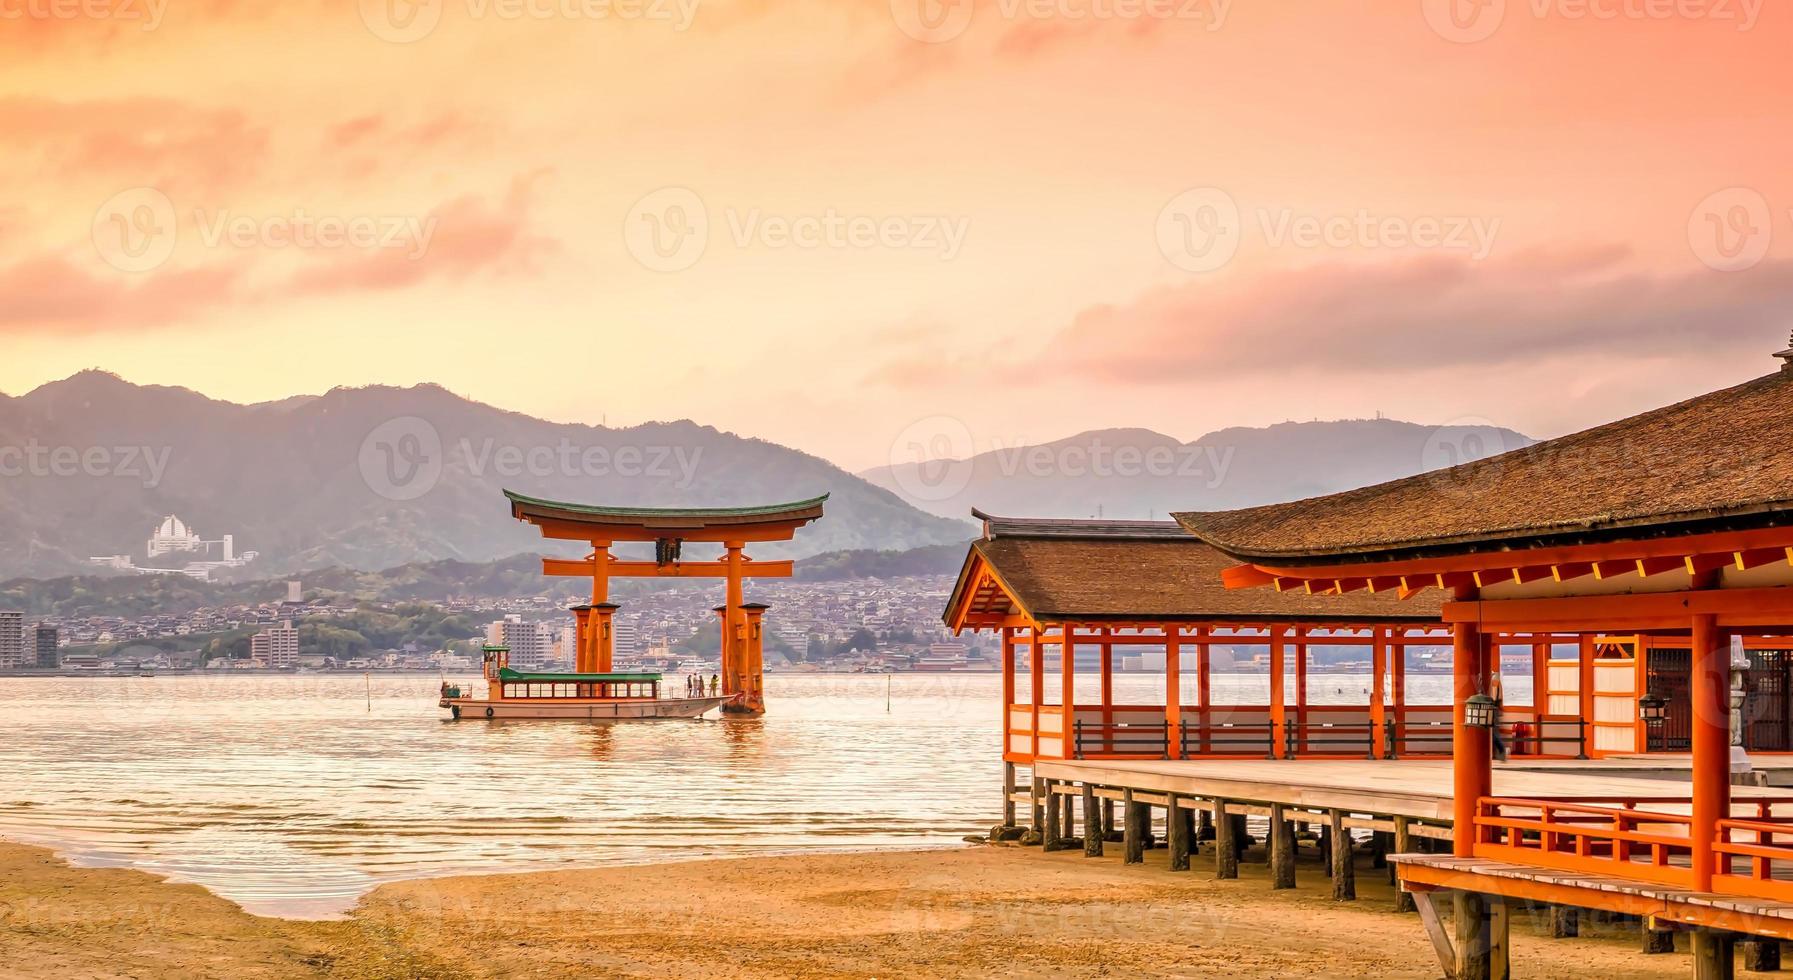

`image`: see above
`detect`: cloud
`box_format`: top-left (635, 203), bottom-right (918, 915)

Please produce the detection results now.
top-left (285, 173), bottom-right (559, 295)
top-left (0, 97), bottom-right (269, 194)
top-left (1044, 249), bottom-right (1793, 381)
top-left (867, 249), bottom-right (1793, 388)
top-left (0, 256), bottom-right (242, 332)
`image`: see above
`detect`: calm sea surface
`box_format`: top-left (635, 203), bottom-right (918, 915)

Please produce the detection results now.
top-left (0, 671), bottom-right (1490, 918)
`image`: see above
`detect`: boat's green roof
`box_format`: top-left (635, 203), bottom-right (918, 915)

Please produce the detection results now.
top-left (496, 667), bottom-right (663, 682)
top-left (503, 489), bottom-right (829, 519)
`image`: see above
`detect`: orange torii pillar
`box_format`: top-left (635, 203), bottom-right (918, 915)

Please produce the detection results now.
top-left (569, 604), bottom-right (594, 672)
top-left (741, 602), bottom-right (768, 712)
top-left (590, 602), bottom-right (619, 674)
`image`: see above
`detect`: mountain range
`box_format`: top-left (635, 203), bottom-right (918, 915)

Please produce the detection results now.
top-left (0, 371), bottom-right (1535, 580)
top-left (0, 371), bottom-right (972, 579)
top-left (859, 420), bottom-right (1536, 521)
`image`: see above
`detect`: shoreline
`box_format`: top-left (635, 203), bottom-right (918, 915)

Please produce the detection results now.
top-left (0, 838), bottom-right (1688, 979)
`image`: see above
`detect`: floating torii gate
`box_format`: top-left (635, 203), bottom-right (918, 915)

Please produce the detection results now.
top-left (504, 490), bottom-right (827, 714)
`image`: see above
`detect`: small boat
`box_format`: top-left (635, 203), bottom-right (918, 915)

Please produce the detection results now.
top-left (439, 646), bottom-right (730, 721)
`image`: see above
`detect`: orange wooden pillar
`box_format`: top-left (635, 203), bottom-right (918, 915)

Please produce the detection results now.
top-left (591, 602), bottom-right (618, 673)
top-left (1452, 587), bottom-right (1490, 857)
top-left (568, 604), bottom-right (593, 673)
top-left (1029, 627), bottom-right (1043, 760)
top-left (741, 603), bottom-right (768, 712)
top-left (722, 543), bottom-right (746, 701)
top-left (1391, 631), bottom-right (1407, 749)
top-left (1369, 627), bottom-right (1388, 759)
top-left (1001, 627), bottom-right (1016, 757)
top-left (1196, 628), bottom-right (1212, 755)
top-left (1166, 630), bottom-right (1182, 759)
top-left (1294, 627), bottom-right (1309, 752)
top-left (1269, 627), bottom-right (1287, 759)
top-left (1061, 625), bottom-right (1076, 760)
top-left (1690, 613), bottom-right (1729, 890)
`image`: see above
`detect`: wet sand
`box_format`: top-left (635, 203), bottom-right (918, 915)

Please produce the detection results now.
top-left (0, 840), bottom-right (1691, 978)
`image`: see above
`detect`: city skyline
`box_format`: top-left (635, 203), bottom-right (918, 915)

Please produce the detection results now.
top-left (4, 4), bottom-right (1790, 469)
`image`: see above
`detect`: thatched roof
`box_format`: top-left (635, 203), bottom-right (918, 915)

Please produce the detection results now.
top-left (944, 514), bottom-right (1443, 626)
top-left (1175, 367), bottom-right (1793, 564)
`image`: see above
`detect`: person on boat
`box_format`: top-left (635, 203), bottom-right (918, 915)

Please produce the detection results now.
top-left (709, 674), bottom-right (719, 697)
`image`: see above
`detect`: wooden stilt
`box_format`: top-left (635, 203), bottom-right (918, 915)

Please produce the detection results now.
top-left (1197, 805), bottom-right (1214, 841)
top-left (1694, 932), bottom-right (1735, 980)
top-left (1742, 938), bottom-right (1780, 972)
top-left (1232, 813), bottom-right (1249, 862)
top-left (1002, 762), bottom-right (1016, 827)
top-left (1270, 803), bottom-right (1295, 890)
top-left (1216, 798), bottom-right (1238, 879)
top-left (1393, 816), bottom-right (1415, 914)
top-left (1167, 794), bottom-right (1190, 871)
top-left (1030, 777), bottom-right (1044, 838)
top-left (1642, 920), bottom-right (1675, 954)
top-left (1082, 784), bottom-right (1102, 857)
top-left (1455, 891), bottom-right (1492, 980)
top-left (1330, 809), bottom-right (1355, 901)
top-left (1062, 792), bottom-right (1076, 845)
top-left (1043, 781), bottom-right (1068, 852)
top-left (1320, 822), bottom-right (1333, 878)
top-left (1490, 896), bottom-right (1510, 980)
top-left (1550, 905), bottom-right (1578, 938)
top-left (1370, 830), bottom-right (1389, 869)
top-left (1103, 798), bottom-right (1119, 842)
top-left (1123, 789), bottom-right (1145, 865)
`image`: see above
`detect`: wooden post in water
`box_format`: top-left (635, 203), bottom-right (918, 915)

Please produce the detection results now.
top-left (1393, 817), bottom-right (1415, 914)
top-left (1167, 794), bottom-right (1190, 871)
top-left (1270, 803), bottom-right (1295, 890)
top-left (1002, 762), bottom-right (1016, 827)
top-left (1330, 810), bottom-right (1355, 901)
top-left (1030, 776), bottom-right (1044, 839)
top-left (1122, 789), bottom-right (1145, 865)
top-left (1063, 792), bottom-right (1076, 844)
top-left (1103, 798), bottom-right (1120, 842)
top-left (1215, 798), bottom-right (1239, 879)
top-left (1082, 784), bottom-right (1103, 857)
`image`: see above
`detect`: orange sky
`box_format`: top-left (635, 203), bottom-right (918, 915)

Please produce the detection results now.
top-left (3, 0), bottom-right (1791, 469)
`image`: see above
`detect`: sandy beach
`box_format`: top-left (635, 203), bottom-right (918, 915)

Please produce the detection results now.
top-left (0, 838), bottom-right (1698, 979)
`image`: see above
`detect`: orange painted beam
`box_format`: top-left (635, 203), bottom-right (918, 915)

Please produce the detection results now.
top-left (542, 558), bottom-right (793, 578)
top-left (1444, 587), bottom-right (1793, 629)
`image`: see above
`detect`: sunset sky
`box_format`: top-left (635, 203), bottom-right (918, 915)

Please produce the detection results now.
top-left (4, 0), bottom-right (1791, 470)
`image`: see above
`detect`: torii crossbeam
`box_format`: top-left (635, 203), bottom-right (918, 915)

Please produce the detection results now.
top-left (505, 490), bottom-right (827, 714)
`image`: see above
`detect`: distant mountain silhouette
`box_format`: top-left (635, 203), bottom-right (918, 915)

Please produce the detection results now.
top-left (858, 419), bottom-right (1536, 520)
top-left (0, 371), bottom-right (974, 578)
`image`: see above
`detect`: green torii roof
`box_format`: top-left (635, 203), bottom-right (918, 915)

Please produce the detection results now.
top-left (496, 667), bottom-right (663, 683)
top-left (503, 489), bottom-right (829, 519)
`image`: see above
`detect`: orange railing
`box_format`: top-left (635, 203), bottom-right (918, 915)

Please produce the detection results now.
top-left (1474, 796), bottom-right (1793, 901)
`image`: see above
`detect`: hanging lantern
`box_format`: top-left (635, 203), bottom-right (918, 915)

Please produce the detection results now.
top-left (1638, 691), bottom-right (1669, 727)
top-left (1463, 693), bottom-right (1499, 729)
